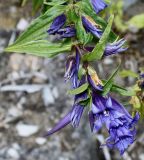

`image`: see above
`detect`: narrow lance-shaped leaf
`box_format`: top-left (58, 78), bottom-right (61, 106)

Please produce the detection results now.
top-left (111, 85), bottom-right (136, 96)
top-left (7, 5), bottom-right (66, 46)
top-left (83, 15), bottom-right (114, 61)
top-left (102, 63), bottom-right (120, 95)
top-left (5, 40), bottom-right (72, 58)
top-left (120, 70), bottom-right (138, 78)
top-left (44, 0), bottom-right (68, 6)
top-left (32, 0), bottom-right (43, 14)
top-left (68, 83), bottom-right (89, 95)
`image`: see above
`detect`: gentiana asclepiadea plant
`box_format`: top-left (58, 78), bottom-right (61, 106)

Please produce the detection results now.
top-left (5, 0), bottom-right (142, 155)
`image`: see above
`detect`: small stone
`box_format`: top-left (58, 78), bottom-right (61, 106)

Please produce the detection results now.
top-left (16, 123), bottom-right (39, 137)
top-left (8, 107), bottom-right (22, 117)
top-left (42, 86), bottom-right (55, 106)
top-left (17, 18), bottom-right (29, 31)
top-left (52, 87), bottom-right (59, 99)
top-left (4, 107), bottom-right (22, 123)
top-left (35, 137), bottom-right (47, 145)
top-left (103, 58), bottom-right (113, 65)
top-left (139, 154), bottom-right (144, 160)
top-left (7, 148), bottom-right (20, 159)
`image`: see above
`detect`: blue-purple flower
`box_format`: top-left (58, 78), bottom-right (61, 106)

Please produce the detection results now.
top-left (89, 92), bottom-right (139, 155)
top-left (140, 73), bottom-right (144, 79)
top-left (82, 16), bottom-right (103, 38)
top-left (44, 77), bottom-right (87, 136)
top-left (90, 0), bottom-right (108, 14)
top-left (47, 14), bottom-right (66, 34)
top-left (44, 104), bottom-right (84, 136)
top-left (84, 39), bottom-right (127, 57)
top-left (104, 39), bottom-right (128, 56)
top-left (64, 49), bottom-right (80, 88)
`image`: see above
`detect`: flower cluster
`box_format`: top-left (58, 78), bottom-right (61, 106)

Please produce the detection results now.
top-left (45, 0), bottom-right (139, 155)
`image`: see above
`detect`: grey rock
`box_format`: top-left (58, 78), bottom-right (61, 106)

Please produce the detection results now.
top-left (7, 148), bottom-right (20, 159)
top-left (42, 86), bottom-right (55, 106)
top-left (16, 123), bottom-right (39, 137)
top-left (35, 137), bottom-right (47, 145)
top-left (16, 18), bottom-right (29, 31)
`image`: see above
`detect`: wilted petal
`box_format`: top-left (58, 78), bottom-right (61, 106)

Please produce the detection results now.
top-left (64, 56), bottom-right (76, 81)
top-left (91, 0), bottom-right (108, 14)
top-left (64, 49), bottom-right (80, 88)
top-left (88, 75), bottom-right (103, 91)
top-left (47, 14), bottom-right (66, 34)
top-left (44, 113), bottom-right (71, 136)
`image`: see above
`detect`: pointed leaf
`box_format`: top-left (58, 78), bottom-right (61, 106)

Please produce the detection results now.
top-left (102, 64), bottom-right (121, 95)
top-left (5, 40), bottom-right (72, 58)
top-left (111, 85), bottom-right (136, 96)
top-left (68, 83), bottom-right (89, 95)
top-left (120, 70), bottom-right (138, 78)
top-left (9, 5), bottom-right (66, 46)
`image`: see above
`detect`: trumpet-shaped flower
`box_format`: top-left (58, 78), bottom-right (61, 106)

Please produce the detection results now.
top-left (47, 14), bottom-right (66, 34)
top-left (82, 16), bottom-right (102, 38)
top-left (90, 0), bottom-right (108, 14)
top-left (64, 49), bottom-right (80, 88)
top-left (44, 77), bottom-right (87, 136)
top-left (104, 39), bottom-right (128, 56)
top-left (89, 92), bottom-right (139, 155)
top-left (85, 39), bottom-right (127, 57)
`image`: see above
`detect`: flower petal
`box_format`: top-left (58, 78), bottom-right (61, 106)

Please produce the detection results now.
top-left (44, 113), bottom-right (71, 136)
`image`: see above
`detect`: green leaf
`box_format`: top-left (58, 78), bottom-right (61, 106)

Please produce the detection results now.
top-left (82, 15), bottom-right (114, 61)
top-left (5, 5), bottom-right (67, 57)
top-left (79, 98), bottom-right (90, 106)
top-left (120, 70), bottom-right (138, 78)
top-left (68, 83), bottom-right (89, 95)
top-left (128, 14), bottom-right (144, 29)
top-left (44, 0), bottom-right (68, 6)
top-left (32, 0), bottom-right (43, 14)
top-left (21, 0), bottom-right (28, 6)
top-left (102, 64), bottom-right (120, 95)
top-left (102, 80), bottom-right (113, 96)
top-left (104, 0), bottom-right (111, 4)
top-left (75, 16), bottom-right (93, 45)
top-left (5, 40), bottom-right (72, 58)
top-left (111, 85), bottom-right (136, 96)
top-left (8, 5), bottom-right (66, 46)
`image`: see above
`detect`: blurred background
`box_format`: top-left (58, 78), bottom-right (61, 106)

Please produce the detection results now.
top-left (0, 0), bottom-right (144, 160)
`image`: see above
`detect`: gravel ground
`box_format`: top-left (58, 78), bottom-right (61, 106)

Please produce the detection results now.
top-left (0, 1), bottom-right (144, 160)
